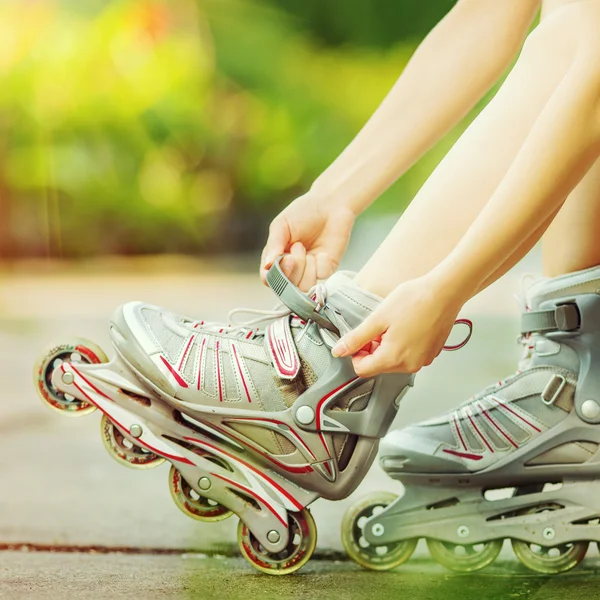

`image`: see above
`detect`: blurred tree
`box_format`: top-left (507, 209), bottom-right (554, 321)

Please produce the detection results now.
top-left (270, 0), bottom-right (457, 48)
top-left (0, 0), bottom-right (474, 258)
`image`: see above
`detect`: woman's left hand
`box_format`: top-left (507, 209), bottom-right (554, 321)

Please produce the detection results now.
top-left (331, 274), bottom-right (465, 376)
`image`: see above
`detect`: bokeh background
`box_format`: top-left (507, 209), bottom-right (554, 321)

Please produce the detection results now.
top-left (0, 0), bottom-right (550, 586)
top-left (1, 0), bottom-right (491, 261)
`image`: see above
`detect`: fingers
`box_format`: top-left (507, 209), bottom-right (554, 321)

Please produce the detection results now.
top-left (351, 343), bottom-right (421, 377)
top-left (282, 242), bottom-right (306, 286)
top-left (280, 254), bottom-right (295, 280)
top-left (298, 254), bottom-right (317, 291)
top-left (267, 249), bottom-right (331, 290)
top-left (352, 351), bottom-right (389, 378)
top-left (351, 337), bottom-right (436, 377)
top-left (260, 217), bottom-right (291, 285)
top-left (315, 252), bottom-right (337, 281)
top-left (331, 316), bottom-right (385, 358)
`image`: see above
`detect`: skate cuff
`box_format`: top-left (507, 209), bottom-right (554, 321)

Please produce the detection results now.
top-left (521, 303), bottom-right (580, 335)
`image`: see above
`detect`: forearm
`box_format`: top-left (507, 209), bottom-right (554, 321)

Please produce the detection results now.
top-left (434, 60), bottom-right (600, 303)
top-left (312, 0), bottom-right (540, 214)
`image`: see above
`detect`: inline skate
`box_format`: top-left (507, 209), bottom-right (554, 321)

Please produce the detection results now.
top-left (342, 265), bottom-right (600, 574)
top-left (34, 258), bottom-right (414, 575)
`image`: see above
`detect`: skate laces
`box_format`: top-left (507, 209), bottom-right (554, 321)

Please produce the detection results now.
top-left (514, 273), bottom-right (538, 372)
top-left (193, 284), bottom-right (328, 339)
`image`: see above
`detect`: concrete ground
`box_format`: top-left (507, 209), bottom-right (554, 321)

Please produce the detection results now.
top-left (2, 551), bottom-right (600, 600)
top-left (3, 248), bottom-right (596, 598)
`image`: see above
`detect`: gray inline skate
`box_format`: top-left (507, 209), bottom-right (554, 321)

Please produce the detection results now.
top-left (342, 265), bottom-right (600, 574)
top-left (34, 259), bottom-right (414, 574)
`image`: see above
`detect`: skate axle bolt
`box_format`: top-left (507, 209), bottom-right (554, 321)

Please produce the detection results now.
top-left (457, 526), bottom-right (470, 538)
top-left (198, 477), bottom-right (211, 491)
top-left (542, 527), bottom-right (555, 541)
top-left (371, 523), bottom-right (385, 537)
top-left (296, 406), bottom-right (315, 425)
top-left (61, 371), bottom-right (75, 385)
top-left (581, 400), bottom-right (600, 419)
top-left (267, 530), bottom-right (281, 544)
top-left (129, 424), bottom-right (143, 438)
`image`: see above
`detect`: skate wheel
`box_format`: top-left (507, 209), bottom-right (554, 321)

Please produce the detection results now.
top-left (427, 538), bottom-right (502, 572)
top-left (341, 492), bottom-right (417, 571)
top-left (511, 504), bottom-right (588, 574)
top-left (238, 508), bottom-right (317, 575)
top-left (100, 414), bottom-right (165, 469)
top-left (168, 465), bottom-right (232, 522)
top-left (34, 338), bottom-right (107, 416)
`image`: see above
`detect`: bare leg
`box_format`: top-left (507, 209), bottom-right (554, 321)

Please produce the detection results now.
top-left (542, 158), bottom-right (600, 277)
top-left (355, 1), bottom-right (593, 297)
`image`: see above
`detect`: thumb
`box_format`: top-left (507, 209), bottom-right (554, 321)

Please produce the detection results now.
top-left (261, 218), bottom-right (290, 272)
top-left (331, 316), bottom-right (384, 358)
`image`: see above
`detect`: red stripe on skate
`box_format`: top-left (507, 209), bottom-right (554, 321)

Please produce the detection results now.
top-left (231, 343), bottom-right (252, 403)
top-left (196, 338), bottom-right (206, 391)
top-left (160, 356), bottom-right (188, 389)
top-left (230, 417), bottom-right (317, 460)
top-left (464, 407), bottom-right (494, 453)
top-left (177, 335), bottom-right (195, 371)
top-left (216, 341), bottom-right (223, 402)
top-left (314, 378), bottom-right (359, 456)
top-left (69, 374), bottom-right (194, 465)
top-left (452, 413), bottom-right (468, 451)
top-left (67, 364), bottom-right (112, 401)
top-left (183, 437), bottom-right (305, 511)
top-left (477, 402), bottom-right (519, 449)
top-left (443, 449), bottom-right (483, 461)
top-left (211, 473), bottom-right (288, 528)
top-left (489, 397), bottom-right (541, 433)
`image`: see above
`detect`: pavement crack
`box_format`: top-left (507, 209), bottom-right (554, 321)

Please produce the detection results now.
top-left (0, 542), bottom-right (346, 561)
top-left (0, 543), bottom-right (224, 556)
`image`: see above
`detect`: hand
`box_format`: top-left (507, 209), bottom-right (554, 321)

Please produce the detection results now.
top-left (331, 274), bottom-right (466, 376)
top-left (260, 191), bottom-right (356, 291)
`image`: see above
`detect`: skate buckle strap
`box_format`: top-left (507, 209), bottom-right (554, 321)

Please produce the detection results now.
top-left (266, 256), bottom-right (338, 333)
top-left (541, 374), bottom-right (567, 406)
top-left (266, 317), bottom-right (300, 380)
top-left (520, 302), bottom-right (580, 335)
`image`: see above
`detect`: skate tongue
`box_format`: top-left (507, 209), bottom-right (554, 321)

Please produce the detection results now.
top-left (324, 272), bottom-right (383, 330)
top-left (265, 316), bottom-right (301, 380)
top-left (323, 271), bottom-right (357, 296)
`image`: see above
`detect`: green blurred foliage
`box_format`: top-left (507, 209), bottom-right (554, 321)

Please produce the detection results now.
top-left (0, 0), bottom-right (470, 258)
top-left (273, 0), bottom-right (457, 48)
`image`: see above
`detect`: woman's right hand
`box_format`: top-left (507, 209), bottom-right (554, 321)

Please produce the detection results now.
top-left (260, 191), bottom-right (356, 291)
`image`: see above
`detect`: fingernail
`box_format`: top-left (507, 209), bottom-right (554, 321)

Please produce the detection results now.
top-left (331, 340), bottom-right (347, 358)
top-left (264, 253), bottom-right (278, 268)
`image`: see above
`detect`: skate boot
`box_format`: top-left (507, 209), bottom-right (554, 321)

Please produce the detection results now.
top-left (34, 258), bottom-right (414, 574)
top-left (342, 264), bottom-right (600, 574)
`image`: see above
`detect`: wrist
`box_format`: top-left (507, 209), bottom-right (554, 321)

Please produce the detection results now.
top-left (310, 176), bottom-right (370, 218)
top-left (426, 259), bottom-right (481, 309)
